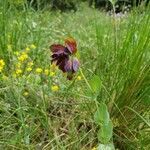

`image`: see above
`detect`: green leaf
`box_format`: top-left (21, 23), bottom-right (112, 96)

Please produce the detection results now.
top-left (89, 75), bottom-right (102, 94)
top-left (98, 121), bottom-right (113, 144)
top-left (94, 103), bottom-right (110, 125)
top-left (97, 143), bottom-right (115, 150)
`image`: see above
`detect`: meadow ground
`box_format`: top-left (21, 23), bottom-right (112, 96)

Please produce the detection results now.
top-left (0, 2), bottom-right (150, 150)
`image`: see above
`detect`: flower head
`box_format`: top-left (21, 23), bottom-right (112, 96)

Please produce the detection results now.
top-left (44, 69), bottom-right (49, 75)
top-left (77, 75), bottom-right (82, 80)
top-left (50, 44), bottom-right (69, 72)
top-left (50, 37), bottom-right (79, 80)
top-left (0, 59), bottom-right (5, 66)
top-left (65, 37), bottom-right (77, 54)
top-left (26, 67), bottom-right (32, 72)
top-left (0, 59), bottom-right (5, 72)
top-left (18, 52), bottom-right (28, 62)
top-left (64, 57), bottom-right (80, 80)
top-left (51, 85), bottom-right (59, 92)
top-left (35, 68), bottom-right (42, 74)
top-left (15, 69), bottom-right (22, 75)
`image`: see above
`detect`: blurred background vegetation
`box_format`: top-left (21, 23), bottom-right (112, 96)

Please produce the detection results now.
top-left (7, 0), bottom-right (149, 12)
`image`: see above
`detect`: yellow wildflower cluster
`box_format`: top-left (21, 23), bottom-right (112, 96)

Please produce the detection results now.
top-left (26, 67), bottom-right (32, 72)
top-left (51, 85), bottom-right (59, 92)
top-left (18, 52), bottom-right (28, 62)
top-left (35, 66), bottom-right (56, 77)
top-left (26, 61), bottom-right (34, 72)
top-left (25, 44), bottom-right (36, 52)
top-left (15, 69), bottom-right (22, 75)
top-left (0, 59), bottom-right (5, 72)
top-left (36, 68), bottom-right (43, 74)
top-left (44, 69), bottom-right (49, 75)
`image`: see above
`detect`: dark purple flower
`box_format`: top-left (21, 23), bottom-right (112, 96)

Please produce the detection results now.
top-left (64, 58), bottom-right (80, 80)
top-left (50, 38), bottom-right (79, 80)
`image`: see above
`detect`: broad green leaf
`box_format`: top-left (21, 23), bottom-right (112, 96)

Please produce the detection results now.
top-left (97, 143), bottom-right (115, 150)
top-left (89, 75), bottom-right (102, 94)
top-left (98, 121), bottom-right (113, 144)
top-left (94, 103), bottom-right (110, 125)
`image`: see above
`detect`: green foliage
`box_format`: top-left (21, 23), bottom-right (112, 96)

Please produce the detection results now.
top-left (94, 102), bottom-right (113, 145)
top-left (98, 143), bottom-right (115, 150)
top-left (89, 75), bottom-right (102, 96)
top-left (94, 103), bottom-right (110, 125)
top-left (98, 121), bottom-right (113, 144)
top-left (8, 0), bottom-right (25, 5)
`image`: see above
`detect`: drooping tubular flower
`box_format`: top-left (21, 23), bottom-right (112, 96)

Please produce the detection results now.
top-left (50, 37), bottom-right (79, 80)
top-left (65, 38), bottom-right (77, 54)
top-left (65, 57), bottom-right (80, 80)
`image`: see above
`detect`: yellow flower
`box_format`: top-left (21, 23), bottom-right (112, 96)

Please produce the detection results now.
top-left (0, 59), bottom-right (5, 66)
top-left (0, 59), bottom-right (5, 72)
top-left (15, 69), bottom-right (22, 75)
top-left (25, 47), bottom-right (30, 51)
top-left (91, 147), bottom-right (97, 150)
top-left (51, 85), bottom-right (59, 92)
top-left (77, 75), bottom-right (82, 81)
top-left (30, 44), bottom-right (36, 49)
top-left (50, 71), bottom-right (55, 77)
top-left (23, 92), bottom-right (29, 96)
top-left (18, 53), bottom-right (28, 62)
top-left (26, 67), bottom-right (32, 72)
top-left (35, 68), bottom-right (43, 74)
top-left (44, 69), bottom-right (49, 75)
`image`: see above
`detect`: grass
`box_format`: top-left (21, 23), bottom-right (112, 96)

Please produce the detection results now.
top-left (0, 1), bottom-right (150, 149)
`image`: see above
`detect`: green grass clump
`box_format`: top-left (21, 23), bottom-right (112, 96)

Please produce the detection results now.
top-left (0, 1), bottom-right (150, 149)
